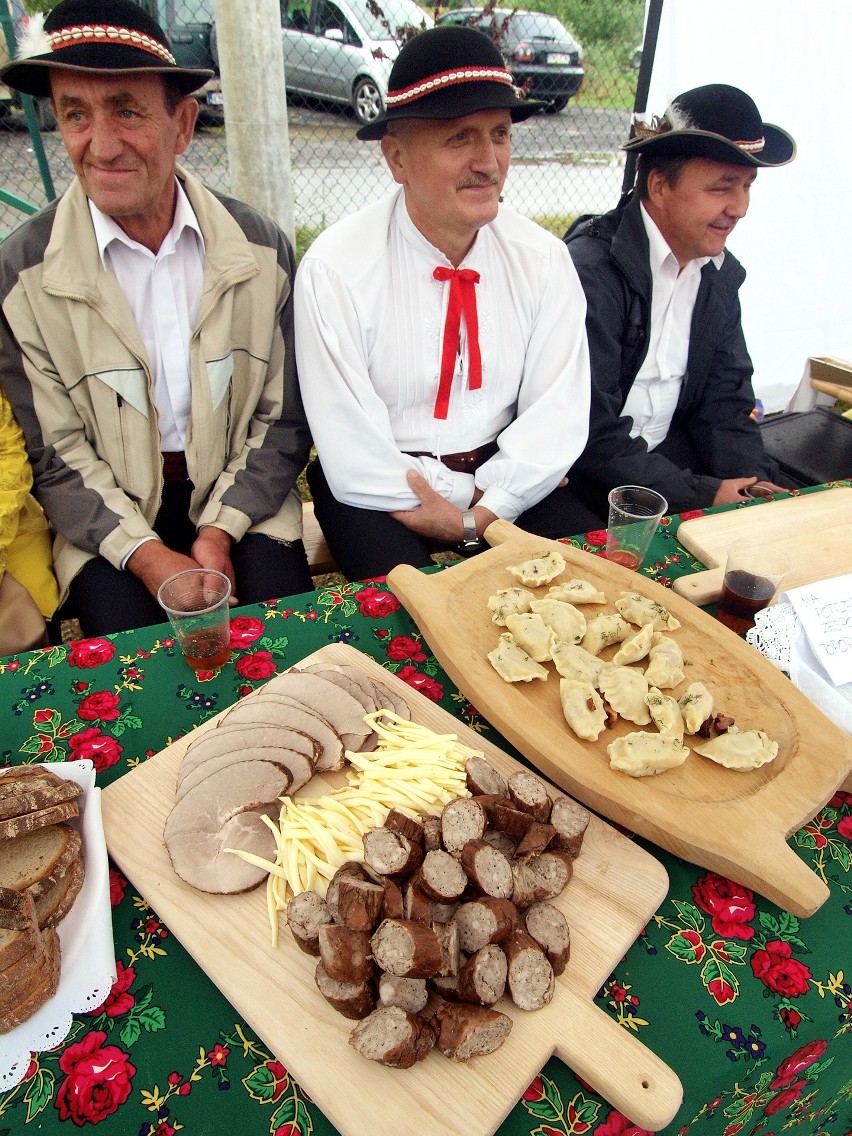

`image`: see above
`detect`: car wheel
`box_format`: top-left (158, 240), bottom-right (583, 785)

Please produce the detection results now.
top-left (353, 77), bottom-right (383, 125)
top-left (544, 97), bottom-right (569, 114)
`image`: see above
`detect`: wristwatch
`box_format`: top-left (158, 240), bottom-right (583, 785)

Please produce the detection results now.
top-left (459, 509), bottom-right (483, 555)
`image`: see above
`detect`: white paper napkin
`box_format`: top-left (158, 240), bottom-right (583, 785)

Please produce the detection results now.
top-left (0, 760), bottom-right (117, 1090)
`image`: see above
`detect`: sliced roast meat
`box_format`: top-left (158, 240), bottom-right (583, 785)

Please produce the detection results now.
top-left (460, 840), bottom-right (514, 899)
top-left (177, 746), bottom-right (312, 801)
top-left (506, 929), bottom-right (555, 1010)
top-left (315, 962), bottom-right (376, 1019)
top-left (217, 692), bottom-right (345, 772)
top-left (549, 796), bottom-right (591, 859)
top-left (286, 890), bottom-right (332, 954)
top-left (456, 943), bottom-right (508, 1005)
top-left (263, 671), bottom-right (372, 751)
top-left (523, 901), bottom-right (571, 976)
top-left (441, 797), bottom-right (487, 855)
top-left (465, 756), bottom-right (508, 798)
top-left (434, 1001), bottom-right (513, 1061)
top-left (370, 918), bottom-right (443, 978)
top-left (164, 761), bottom-right (291, 894)
top-left (507, 771), bottom-right (552, 822)
top-left (348, 1005), bottom-right (435, 1068)
top-left (454, 896), bottom-right (519, 953)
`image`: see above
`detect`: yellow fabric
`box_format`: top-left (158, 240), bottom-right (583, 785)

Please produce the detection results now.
top-left (0, 392), bottom-right (59, 618)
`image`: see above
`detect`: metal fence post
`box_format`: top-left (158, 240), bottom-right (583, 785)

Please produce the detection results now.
top-left (0, 0), bottom-right (56, 203)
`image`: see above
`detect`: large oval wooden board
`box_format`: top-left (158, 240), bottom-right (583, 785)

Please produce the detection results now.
top-left (387, 522), bottom-right (852, 918)
top-left (101, 644), bottom-right (681, 1136)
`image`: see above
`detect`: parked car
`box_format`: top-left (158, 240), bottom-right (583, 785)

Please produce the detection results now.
top-left (280, 0), bottom-right (432, 125)
top-left (147, 0), bottom-right (431, 127)
top-left (437, 7), bottom-right (583, 113)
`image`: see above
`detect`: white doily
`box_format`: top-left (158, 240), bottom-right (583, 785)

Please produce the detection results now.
top-left (0, 761), bottom-right (117, 1090)
top-left (747, 600), bottom-right (797, 673)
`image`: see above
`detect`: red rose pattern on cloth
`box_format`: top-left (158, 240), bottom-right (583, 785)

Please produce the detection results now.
top-left (0, 491), bottom-right (850, 1136)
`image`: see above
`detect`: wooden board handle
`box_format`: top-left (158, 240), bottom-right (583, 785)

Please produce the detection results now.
top-left (483, 518), bottom-right (525, 548)
top-left (672, 567), bottom-right (724, 606)
top-left (555, 992), bottom-right (683, 1132)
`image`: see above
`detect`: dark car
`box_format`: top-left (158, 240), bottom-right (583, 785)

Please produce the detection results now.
top-left (437, 7), bottom-right (584, 113)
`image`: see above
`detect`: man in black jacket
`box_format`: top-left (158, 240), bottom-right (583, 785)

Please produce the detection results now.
top-left (563, 84), bottom-right (796, 524)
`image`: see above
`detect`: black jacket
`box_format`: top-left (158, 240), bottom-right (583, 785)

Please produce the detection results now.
top-left (564, 193), bottom-right (777, 513)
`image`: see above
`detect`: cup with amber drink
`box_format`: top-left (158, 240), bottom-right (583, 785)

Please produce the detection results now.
top-left (157, 569), bottom-right (232, 670)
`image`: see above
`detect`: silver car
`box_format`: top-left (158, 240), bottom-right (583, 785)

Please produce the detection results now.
top-left (281, 0), bottom-right (432, 126)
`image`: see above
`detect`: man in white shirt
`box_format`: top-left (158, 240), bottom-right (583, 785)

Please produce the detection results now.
top-left (0, 0), bottom-right (312, 636)
top-left (295, 26), bottom-right (593, 581)
top-left (564, 84), bottom-right (796, 523)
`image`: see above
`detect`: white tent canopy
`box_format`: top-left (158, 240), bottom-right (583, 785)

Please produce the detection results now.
top-left (642, 0), bottom-right (852, 411)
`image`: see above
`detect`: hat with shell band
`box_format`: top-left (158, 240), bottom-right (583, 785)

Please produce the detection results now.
top-left (356, 24), bottom-right (542, 141)
top-left (623, 83), bottom-right (795, 168)
top-left (0, 0), bottom-right (213, 99)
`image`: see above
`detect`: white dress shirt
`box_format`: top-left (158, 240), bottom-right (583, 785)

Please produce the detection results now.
top-left (89, 180), bottom-right (205, 452)
top-left (621, 203), bottom-right (722, 450)
top-left (295, 189), bottom-right (591, 521)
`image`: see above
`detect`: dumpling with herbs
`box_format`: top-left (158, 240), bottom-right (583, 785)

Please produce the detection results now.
top-left (693, 729), bottom-right (779, 771)
top-left (505, 612), bottom-right (557, 662)
top-left (508, 550), bottom-right (566, 586)
top-left (550, 642), bottom-right (604, 686)
top-left (598, 665), bottom-right (651, 725)
top-left (615, 592), bottom-right (681, 632)
top-left (643, 634), bottom-right (685, 689)
top-left (678, 682), bottom-right (714, 734)
top-left (607, 732), bottom-right (689, 777)
top-left (581, 612), bottom-right (633, 656)
top-left (488, 633), bottom-right (549, 683)
top-left (488, 586), bottom-right (536, 626)
top-left (547, 578), bottom-right (607, 605)
top-left (612, 620), bottom-right (656, 666)
top-left (529, 598), bottom-right (587, 645)
top-left (560, 679), bottom-right (607, 741)
top-left (645, 687), bottom-right (685, 741)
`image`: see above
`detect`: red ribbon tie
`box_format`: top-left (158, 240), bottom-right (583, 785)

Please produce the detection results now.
top-left (432, 266), bottom-right (482, 419)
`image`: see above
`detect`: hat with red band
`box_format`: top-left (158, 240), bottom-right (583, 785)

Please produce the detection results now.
top-left (623, 83), bottom-right (795, 168)
top-left (356, 24), bottom-right (541, 141)
top-left (0, 0), bottom-right (212, 99)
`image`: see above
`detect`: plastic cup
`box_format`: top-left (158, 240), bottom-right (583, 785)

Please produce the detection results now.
top-left (157, 569), bottom-right (232, 671)
top-left (716, 541), bottom-right (792, 636)
top-left (605, 485), bottom-right (668, 571)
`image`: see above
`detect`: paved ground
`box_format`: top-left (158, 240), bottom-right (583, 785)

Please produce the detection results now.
top-left (0, 99), bottom-right (632, 233)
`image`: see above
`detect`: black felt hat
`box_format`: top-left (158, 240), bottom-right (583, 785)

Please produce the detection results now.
top-left (357, 25), bottom-right (541, 141)
top-left (623, 83), bottom-right (795, 168)
top-left (0, 0), bottom-right (212, 99)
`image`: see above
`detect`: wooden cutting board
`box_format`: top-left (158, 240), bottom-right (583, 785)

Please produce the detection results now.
top-left (387, 522), bottom-right (852, 919)
top-left (672, 487), bottom-right (851, 606)
top-left (100, 644), bottom-right (681, 1136)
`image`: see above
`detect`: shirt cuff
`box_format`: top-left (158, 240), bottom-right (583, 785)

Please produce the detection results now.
top-left (120, 535), bottom-right (160, 570)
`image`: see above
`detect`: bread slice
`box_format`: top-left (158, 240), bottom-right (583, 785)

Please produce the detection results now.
top-left (0, 767), bottom-right (82, 821)
top-left (34, 854), bottom-right (85, 929)
top-left (0, 823), bottom-right (82, 901)
top-left (0, 892), bottom-right (42, 971)
top-left (0, 800), bottom-right (80, 841)
top-left (0, 927), bottom-right (61, 1034)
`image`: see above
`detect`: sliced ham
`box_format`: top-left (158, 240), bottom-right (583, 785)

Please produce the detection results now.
top-left (263, 671), bottom-right (373, 751)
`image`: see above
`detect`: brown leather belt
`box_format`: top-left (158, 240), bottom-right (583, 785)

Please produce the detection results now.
top-left (162, 451), bottom-right (189, 484)
top-left (404, 441), bottom-right (498, 474)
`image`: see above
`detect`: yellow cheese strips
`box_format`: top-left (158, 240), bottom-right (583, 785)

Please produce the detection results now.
top-left (229, 709), bottom-right (476, 945)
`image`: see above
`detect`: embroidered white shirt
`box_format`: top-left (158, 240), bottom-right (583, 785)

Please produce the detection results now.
top-left (294, 189), bottom-right (591, 520)
top-left (621, 203), bottom-right (722, 450)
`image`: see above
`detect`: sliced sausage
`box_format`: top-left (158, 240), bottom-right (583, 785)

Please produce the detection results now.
top-left (465, 756), bottom-right (508, 798)
top-left (441, 797), bottom-right (487, 856)
top-left (432, 918), bottom-right (461, 977)
top-left (456, 944), bottom-right (507, 1005)
top-left (315, 963), bottom-right (375, 1019)
top-left (507, 771), bottom-right (552, 822)
top-left (506, 929), bottom-right (555, 1010)
top-left (515, 821), bottom-right (556, 859)
top-left (524, 901), bottom-right (571, 976)
top-left (318, 924), bottom-right (374, 984)
top-left (286, 890), bottom-right (332, 955)
top-left (454, 896), bottom-right (519, 953)
top-left (422, 814), bottom-right (443, 852)
top-left (363, 827), bottom-right (423, 877)
top-left (349, 1005), bottom-right (435, 1068)
top-left (417, 850), bottom-right (468, 902)
top-left (434, 1001), bottom-right (513, 1061)
top-left (335, 875), bottom-right (385, 932)
top-left (378, 974), bottom-right (428, 1014)
top-left (460, 840), bottom-right (514, 899)
top-left (384, 809), bottom-right (425, 845)
top-left (370, 918), bottom-right (443, 978)
top-left (549, 796), bottom-right (591, 859)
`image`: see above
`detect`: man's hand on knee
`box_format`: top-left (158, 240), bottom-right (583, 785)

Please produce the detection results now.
top-left (391, 469), bottom-right (496, 543)
top-left (192, 527), bottom-right (238, 604)
top-left (126, 541), bottom-right (201, 601)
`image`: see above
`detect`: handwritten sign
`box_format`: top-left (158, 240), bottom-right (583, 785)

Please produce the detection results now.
top-left (784, 574), bottom-right (852, 687)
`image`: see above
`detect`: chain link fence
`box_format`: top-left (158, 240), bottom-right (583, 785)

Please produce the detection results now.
top-left (0, 0), bottom-right (643, 245)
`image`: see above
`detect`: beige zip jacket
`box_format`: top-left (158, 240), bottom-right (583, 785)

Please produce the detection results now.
top-left (0, 168), bottom-right (309, 599)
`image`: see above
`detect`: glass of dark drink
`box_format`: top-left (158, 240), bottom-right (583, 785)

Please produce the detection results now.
top-left (157, 569), bottom-right (232, 671)
top-left (716, 541), bottom-right (792, 635)
top-left (605, 486), bottom-right (668, 571)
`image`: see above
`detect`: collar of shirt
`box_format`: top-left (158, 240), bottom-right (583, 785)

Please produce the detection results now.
top-left (394, 190), bottom-right (488, 271)
top-left (88, 178), bottom-right (205, 265)
top-left (639, 200), bottom-right (723, 279)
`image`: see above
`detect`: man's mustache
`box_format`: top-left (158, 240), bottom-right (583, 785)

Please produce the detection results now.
top-left (456, 175), bottom-right (501, 189)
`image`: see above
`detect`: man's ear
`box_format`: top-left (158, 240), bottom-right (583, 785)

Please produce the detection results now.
top-left (175, 96), bottom-right (199, 156)
top-left (644, 166), bottom-right (668, 209)
top-left (381, 132), bottom-right (407, 186)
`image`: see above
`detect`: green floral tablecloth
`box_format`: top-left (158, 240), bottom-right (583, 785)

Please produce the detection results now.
top-left (1, 484), bottom-right (850, 1136)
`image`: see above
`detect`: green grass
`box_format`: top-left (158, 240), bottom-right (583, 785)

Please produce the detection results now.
top-left (575, 41), bottom-right (638, 109)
